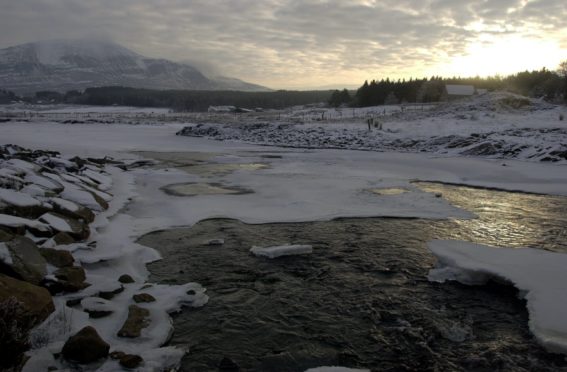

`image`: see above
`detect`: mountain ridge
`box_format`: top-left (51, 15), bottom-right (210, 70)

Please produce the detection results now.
top-left (0, 39), bottom-right (270, 94)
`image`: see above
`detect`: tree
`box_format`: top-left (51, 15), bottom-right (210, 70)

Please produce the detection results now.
top-left (559, 60), bottom-right (567, 102)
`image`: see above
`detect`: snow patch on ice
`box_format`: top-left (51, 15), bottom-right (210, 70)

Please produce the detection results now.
top-left (428, 239), bottom-right (567, 354)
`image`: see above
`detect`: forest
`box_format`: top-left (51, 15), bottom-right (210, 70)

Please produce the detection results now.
top-left (2, 64), bottom-right (566, 110)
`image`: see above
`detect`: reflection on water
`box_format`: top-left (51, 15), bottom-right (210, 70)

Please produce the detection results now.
top-left (160, 182), bottom-right (253, 197)
top-left (142, 183), bottom-right (567, 371)
top-left (415, 182), bottom-right (567, 253)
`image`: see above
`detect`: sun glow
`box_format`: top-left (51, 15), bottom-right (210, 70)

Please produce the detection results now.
top-left (443, 36), bottom-right (566, 77)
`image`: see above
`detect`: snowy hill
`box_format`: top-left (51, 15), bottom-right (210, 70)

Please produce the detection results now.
top-left (0, 39), bottom-right (269, 94)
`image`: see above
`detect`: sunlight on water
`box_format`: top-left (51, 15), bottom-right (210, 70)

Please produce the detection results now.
top-left (414, 182), bottom-right (567, 253)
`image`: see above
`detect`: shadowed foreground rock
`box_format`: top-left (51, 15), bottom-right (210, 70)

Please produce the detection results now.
top-left (62, 326), bottom-right (110, 364)
top-left (0, 273), bottom-right (54, 325)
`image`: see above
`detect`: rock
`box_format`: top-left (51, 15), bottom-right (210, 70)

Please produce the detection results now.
top-left (39, 212), bottom-right (90, 241)
top-left (0, 236), bottom-right (47, 285)
top-left (0, 214), bottom-right (52, 237)
top-left (133, 293), bottom-right (156, 303)
top-left (218, 356), bottom-right (240, 371)
top-left (117, 305), bottom-right (151, 338)
top-left (40, 248), bottom-right (74, 268)
top-left (0, 274), bottom-right (54, 327)
top-left (50, 198), bottom-right (95, 223)
top-left (98, 285), bottom-right (124, 300)
top-left (118, 274), bottom-right (135, 284)
top-left (119, 354), bottom-right (144, 369)
top-left (53, 231), bottom-right (75, 245)
top-left (55, 266), bottom-right (86, 283)
top-left (48, 266), bottom-right (89, 293)
top-left (0, 188), bottom-right (50, 219)
top-left (90, 191), bottom-right (109, 211)
top-left (61, 326), bottom-right (110, 364)
top-left (81, 297), bottom-right (115, 318)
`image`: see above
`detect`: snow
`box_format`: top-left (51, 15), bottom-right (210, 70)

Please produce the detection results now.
top-left (250, 244), bottom-right (313, 258)
top-left (0, 188), bottom-right (41, 207)
top-left (0, 214), bottom-right (50, 233)
top-left (0, 242), bottom-right (13, 265)
top-left (49, 197), bottom-right (80, 213)
top-left (58, 180), bottom-right (105, 211)
top-left (2, 95), bottom-right (567, 368)
top-left (428, 240), bottom-right (567, 353)
top-left (82, 168), bottom-right (113, 191)
top-left (39, 213), bottom-right (72, 233)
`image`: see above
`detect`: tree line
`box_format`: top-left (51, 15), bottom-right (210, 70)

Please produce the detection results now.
top-left (1, 87), bottom-right (334, 111)
top-left (329, 64), bottom-right (567, 107)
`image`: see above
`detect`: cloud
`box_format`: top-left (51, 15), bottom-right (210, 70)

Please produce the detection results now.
top-left (0, 0), bottom-right (565, 88)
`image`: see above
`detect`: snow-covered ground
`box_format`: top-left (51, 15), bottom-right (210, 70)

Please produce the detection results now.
top-left (1, 103), bottom-right (171, 114)
top-left (178, 93), bottom-right (567, 163)
top-left (2, 93), bottom-right (567, 369)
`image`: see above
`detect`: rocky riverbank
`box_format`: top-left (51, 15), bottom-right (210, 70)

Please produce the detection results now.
top-left (0, 144), bottom-right (207, 371)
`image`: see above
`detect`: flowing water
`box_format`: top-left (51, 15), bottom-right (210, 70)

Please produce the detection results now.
top-left (141, 183), bottom-right (567, 371)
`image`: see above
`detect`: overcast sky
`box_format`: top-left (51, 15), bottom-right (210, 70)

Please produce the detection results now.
top-left (1, 0), bottom-right (566, 89)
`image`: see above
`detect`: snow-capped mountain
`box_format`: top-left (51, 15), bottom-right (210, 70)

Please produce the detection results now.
top-left (0, 39), bottom-right (269, 94)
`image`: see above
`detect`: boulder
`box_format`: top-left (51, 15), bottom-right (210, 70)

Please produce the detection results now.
top-left (61, 326), bottom-right (110, 364)
top-left (40, 248), bottom-right (74, 268)
top-left (118, 274), bottom-right (135, 284)
top-left (119, 354), bottom-right (144, 369)
top-left (0, 236), bottom-right (47, 285)
top-left (133, 293), bottom-right (156, 303)
top-left (39, 212), bottom-right (90, 241)
top-left (117, 305), bottom-right (151, 338)
top-left (0, 274), bottom-right (54, 327)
